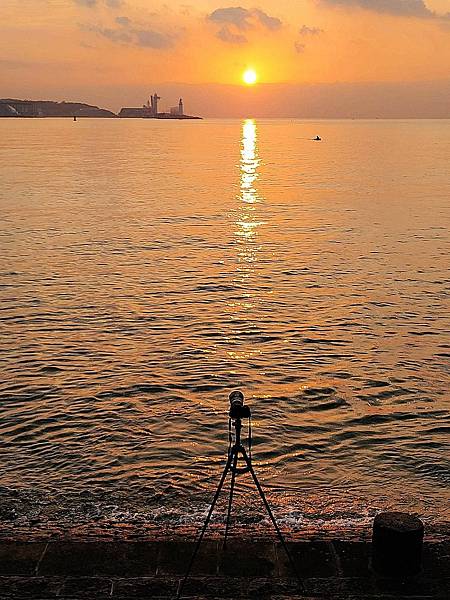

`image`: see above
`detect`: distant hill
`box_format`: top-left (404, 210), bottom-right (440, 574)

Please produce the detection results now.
top-left (0, 99), bottom-right (116, 118)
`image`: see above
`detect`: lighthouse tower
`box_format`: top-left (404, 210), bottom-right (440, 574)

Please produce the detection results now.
top-left (178, 98), bottom-right (183, 116)
top-left (150, 92), bottom-right (160, 116)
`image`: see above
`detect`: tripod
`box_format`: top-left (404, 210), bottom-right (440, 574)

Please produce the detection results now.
top-left (176, 392), bottom-right (305, 599)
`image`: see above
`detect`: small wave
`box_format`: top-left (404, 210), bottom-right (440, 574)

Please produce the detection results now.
top-left (38, 366), bottom-right (64, 374)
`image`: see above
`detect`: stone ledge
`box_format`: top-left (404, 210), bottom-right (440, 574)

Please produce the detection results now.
top-left (0, 576), bottom-right (448, 599)
top-left (0, 541), bottom-right (448, 579)
top-left (0, 540), bottom-right (447, 599)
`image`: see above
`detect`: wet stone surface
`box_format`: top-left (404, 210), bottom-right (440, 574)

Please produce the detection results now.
top-left (0, 543), bottom-right (47, 576)
top-left (0, 575), bottom-right (62, 597)
top-left (158, 541), bottom-right (219, 575)
top-left (59, 577), bottom-right (112, 598)
top-left (218, 541), bottom-right (277, 577)
top-left (333, 542), bottom-right (372, 577)
top-left (112, 577), bottom-right (179, 598)
top-left (0, 539), bottom-right (448, 598)
top-left (422, 542), bottom-right (450, 578)
top-left (280, 543), bottom-right (336, 578)
top-left (39, 542), bottom-right (159, 577)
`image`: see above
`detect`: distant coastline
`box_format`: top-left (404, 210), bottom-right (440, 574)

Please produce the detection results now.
top-left (0, 99), bottom-right (116, 118)
top-left (0, 98), bottom-right (202, 119)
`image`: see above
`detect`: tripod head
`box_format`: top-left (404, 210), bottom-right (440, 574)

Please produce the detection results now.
top-left (228, 390), bottom-right (251, 419)
top-left (227, 391), bottom-right (252, 471)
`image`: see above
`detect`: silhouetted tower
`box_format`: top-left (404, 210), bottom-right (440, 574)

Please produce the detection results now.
top-left (150, 92), bottom-right (161, 116)
top-left (179, 98), bottom-right (183, 116)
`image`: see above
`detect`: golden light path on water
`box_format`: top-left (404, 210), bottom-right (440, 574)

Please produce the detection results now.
top-left (228, 119), bottom-right (266, 363)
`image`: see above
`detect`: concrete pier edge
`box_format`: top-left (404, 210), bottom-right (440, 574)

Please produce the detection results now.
top-left (0, 538), bottom-right (448, 598)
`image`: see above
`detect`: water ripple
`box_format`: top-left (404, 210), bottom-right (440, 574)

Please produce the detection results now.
top-left (0, 118), bottom-right (449, 534)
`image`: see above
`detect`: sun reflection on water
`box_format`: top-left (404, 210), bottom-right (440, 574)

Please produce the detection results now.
top-left (240, 119), bottom-right (260, 206)
top-left (227, 119), bottom-right (267, 360)
top-left (235, 118), bottom-right (265, 266)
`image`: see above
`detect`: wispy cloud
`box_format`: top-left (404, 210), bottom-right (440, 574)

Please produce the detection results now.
top-left (75, 0), bottom-right (97, 6)
top-left (295, 24), bottom-right (324, 54)
top-left (115, 16), bottom-right (130, 26)
top-left (299, 25), bottom-right (324, 36)
top-left (132, 29), bottom-right (175, 48)
top-left (251, 8), bottom-right (283, 31)
top-left (207, 6), bottom-right (282, 43)
top-left (321, 0), bottom-right (450, 19)
top-left (216, 27), bottom-right (247, 44)
top-left (74, 0), bottom-right (123, 8)
top-left (81, 16), bottom-right (177, 49)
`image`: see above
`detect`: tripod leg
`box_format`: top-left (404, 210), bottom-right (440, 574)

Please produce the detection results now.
top-left (240, 447), bottom-right (305, 593)
top-left (176, 453), bottom-right (233, 600)
top-left (223, 449), bottom-right (238, 550)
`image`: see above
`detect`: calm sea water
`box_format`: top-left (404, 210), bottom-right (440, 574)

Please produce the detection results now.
top-left (0, 118), bottom-right (449, 539)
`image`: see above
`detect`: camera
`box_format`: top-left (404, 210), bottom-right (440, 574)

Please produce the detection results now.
top-left (229, 390), bottom-right (251, 418)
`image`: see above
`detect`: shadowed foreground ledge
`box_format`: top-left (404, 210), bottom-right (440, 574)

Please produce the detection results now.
top-left (0, 539), bottom-right (448, 599)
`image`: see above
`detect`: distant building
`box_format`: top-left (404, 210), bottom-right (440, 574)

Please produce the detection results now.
top-left (169, 98), bottom-right (184, 116)
top-left (118, 94), bottom-right (200, 119)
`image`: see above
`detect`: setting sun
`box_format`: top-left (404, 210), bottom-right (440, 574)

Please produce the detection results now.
top-left (243, 69), bottom-right (257, 85)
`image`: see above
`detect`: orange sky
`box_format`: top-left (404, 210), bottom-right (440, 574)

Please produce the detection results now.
top-left (1, 0), bottom-right (449, 116)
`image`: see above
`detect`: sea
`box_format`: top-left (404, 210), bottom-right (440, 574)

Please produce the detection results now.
top-left (0, 118), bottom-right (449, 540)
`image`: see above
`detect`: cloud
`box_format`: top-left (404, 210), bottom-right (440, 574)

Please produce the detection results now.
top-left (252, 8), bottom-right (283, 31)
top-left (74, 0), bottom-right (123, 7)
top-left (207, 6), bottom-right (282, 43)
top-left (75, 0), bottom-right (97, 6)
top-left (133, 29), bottom-right (175, 48)
top-left (81, 24), bottom-right (131, 43)
top-left (321, 0), bottom-right (449, 19)
top-left (208, 7), bottom-right (252, 29)
top-left (115, 16), bottom-right (130, 26)
top-left (299, 25), bottom-right (324, 36)
top-left (216, 27), bottom-right (247, 43)
top-left (81, 18), bottom-right (177, 49)
top-left (295, 24), bottom-right (323, 54)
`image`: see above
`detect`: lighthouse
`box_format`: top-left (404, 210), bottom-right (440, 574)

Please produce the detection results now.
top-left (150, 92), bottom-right (160, 116)
top-left (178, 98), bottom-right (183, 116)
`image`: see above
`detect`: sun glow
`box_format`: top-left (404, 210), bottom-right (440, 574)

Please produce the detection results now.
top-left (243, 69), bottom-right (257, 85)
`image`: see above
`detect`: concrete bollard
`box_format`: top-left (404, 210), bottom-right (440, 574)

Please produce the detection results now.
top-left (372, 512), bottom-right (424, 576)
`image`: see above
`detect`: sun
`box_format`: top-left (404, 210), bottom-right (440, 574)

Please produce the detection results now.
top-left (243, 68), bottom-right (257, 85)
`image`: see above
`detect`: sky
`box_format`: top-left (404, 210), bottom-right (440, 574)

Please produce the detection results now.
top-left (1, 0), bottom-right (450, 116)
